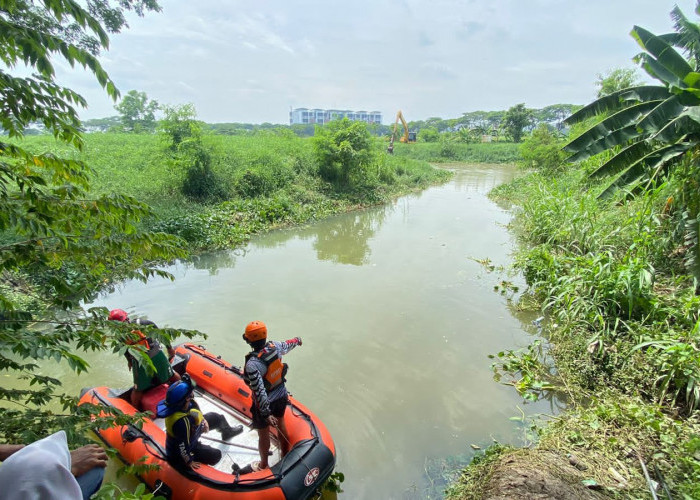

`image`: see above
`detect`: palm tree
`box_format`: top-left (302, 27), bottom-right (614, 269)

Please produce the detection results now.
top-left (563, 5), bottom-right (700, 199)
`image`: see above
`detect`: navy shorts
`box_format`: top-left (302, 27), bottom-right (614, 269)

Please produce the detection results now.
top-left (251, 397), bottom-right (288, 429)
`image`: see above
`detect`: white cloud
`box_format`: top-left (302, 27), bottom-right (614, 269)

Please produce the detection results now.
top-left (53, 0), bottom-right (698, 124)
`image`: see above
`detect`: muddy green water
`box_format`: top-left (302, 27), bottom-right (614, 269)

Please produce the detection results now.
top-left (77, 163), bottom-right (558, 498)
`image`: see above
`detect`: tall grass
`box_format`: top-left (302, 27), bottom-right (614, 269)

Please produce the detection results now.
top-left (392, 141), bottom-right (521, 163)
top-left (476, 160), bottom-right (700, 497)
top-left (12, 132), bottom-right (451, 250)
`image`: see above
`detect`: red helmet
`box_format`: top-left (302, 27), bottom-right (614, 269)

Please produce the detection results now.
top-left (243, 321), bottom-right (267, 342)
top-left (108, 309), bottom-right (129, 322)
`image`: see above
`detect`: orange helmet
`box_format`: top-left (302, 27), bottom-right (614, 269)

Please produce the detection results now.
top-left (243, 321), bottom-right (267, 342)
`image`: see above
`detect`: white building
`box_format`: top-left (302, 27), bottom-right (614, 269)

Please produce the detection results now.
top-left (289, 108), bottom-right (382, 125)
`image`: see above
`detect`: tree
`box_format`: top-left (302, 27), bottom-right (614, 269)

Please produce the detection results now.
top-left (312, 118), bottom-right (374, 187)
top-left (160, 104), bottom-right (227, 202)
top-left (534, 104), bottom-right (581, 130)
top-left (159, 103), bottom-right (201, 149)
top-left (596, 68), bottom-right (643, 97)
top-left (115, 90), bottom-right (159, 132)
top-left (563, 3), bottom-right (700, 282)
top-left (420, 127), bottom-right (440, 142)
top-left (520, 124), bottom-right (567, 173)
top-left (0, 0), bottom-right (194, 444)
top-left (502, 104), bottom-right (533, 143)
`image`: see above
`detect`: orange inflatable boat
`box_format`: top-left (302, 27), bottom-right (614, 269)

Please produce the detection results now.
top-left (79, 343), bottom-right (336, 499)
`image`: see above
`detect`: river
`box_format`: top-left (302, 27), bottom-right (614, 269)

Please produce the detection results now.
top-left (76, 163), bottom-right (558, 498)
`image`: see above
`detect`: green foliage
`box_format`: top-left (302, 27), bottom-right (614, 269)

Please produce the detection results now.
top-left (502, 104), bottom-right (533, 143)
top-left (114, 90), bottom-right (159, 132)
top-left (12, 129), bottom-right (451, 253)
top-left (233, 153), bottom-right (294, 198)
top-left (419, 126), bottom-right (440, 142)
top-left (596, 67), bottom-right (643, 97)
top-left (0, 0), bottom-right (200, 463)
top-left (490, 340), bottom-right (557, 401)
top-left (519, 124), bottom-right (568, 173)
top-left (320, 471), bottom-right (345, 494)
top-left (95, 481), bottom-right (165, 500)
top-left (563, 3), bottom-right (700, 285)
top-left (489, 161), bottom-right (700, 495)
top-left (393, 142), bottom-right (521, 163)
top-left (158, 103), bottom-right (201, 150)
top-left (160, 104), bottom-right (226, 202)
top-left (445, 443), bottom-right (513, 500)
top-left (178, 139), bottom-right (228, 202)
top-left (564, 6), bottom-right (700, 199)
top-left (312, 118), bottom-right (374, 187)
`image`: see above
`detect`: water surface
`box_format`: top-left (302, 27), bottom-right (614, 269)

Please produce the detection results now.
top-left (81, 163), bottom-right (557, 498)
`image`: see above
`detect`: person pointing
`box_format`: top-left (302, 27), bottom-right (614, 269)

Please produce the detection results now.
top-left (241, 321), bottom-right (302, 471)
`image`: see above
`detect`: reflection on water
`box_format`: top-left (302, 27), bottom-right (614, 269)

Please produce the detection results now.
top-left (309, 209), bottom-right (386, 266)
top-left (79, 163), bottom-right (561, 499)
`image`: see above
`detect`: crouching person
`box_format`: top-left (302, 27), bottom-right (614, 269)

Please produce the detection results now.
top-left (156, 375), bottom-right (242, 474)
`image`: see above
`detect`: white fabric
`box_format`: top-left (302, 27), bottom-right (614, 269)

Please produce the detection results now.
top-left (0, 430), bottom-right (81, 500)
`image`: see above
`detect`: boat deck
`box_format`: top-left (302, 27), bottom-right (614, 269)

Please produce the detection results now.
top-left (152, 388), bottom-right (281, 473)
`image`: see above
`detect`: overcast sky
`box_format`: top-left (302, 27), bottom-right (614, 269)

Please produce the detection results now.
top-left (54, 0), bottom-right (698, 124)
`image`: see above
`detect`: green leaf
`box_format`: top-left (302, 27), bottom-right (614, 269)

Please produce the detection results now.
top-left (564, 86), bottom-right (669, 125)
top-left (564, 101), bottom-right (660, 156)
top-left (631, 25), bottom-right (694, 81)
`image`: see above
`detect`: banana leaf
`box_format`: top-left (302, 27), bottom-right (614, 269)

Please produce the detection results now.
top-left (652, 107), bottom-right (700, 142)
top-left (637, 94), bottom-right (685, 132)
top-left (566, 126), bottom-right (643, 163)
top-left (632, 25), bottom-right (694, 80)
top-left (564, 101), bottom-right (661, 153)
top-left (671, 5), bottom-right (700, 63)
top-left (634, 53), bottom-right (686, 88)
top-left (598, 144), bottom-right (690, 199)
top-left (564, 86), bottom-right (669, 125)
top-left (588, 141), bottom-right (651, 178)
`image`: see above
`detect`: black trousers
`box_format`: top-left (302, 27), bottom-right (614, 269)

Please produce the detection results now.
top-left (169, 412), bottom-right (227, 473)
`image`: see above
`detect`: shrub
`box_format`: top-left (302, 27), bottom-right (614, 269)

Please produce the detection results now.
top-left (178, 140), bottom-right (228, 202)
top-left (520, 124), bottom-right (567, 173)
top-left (312, 119), bottom-right (374, 187)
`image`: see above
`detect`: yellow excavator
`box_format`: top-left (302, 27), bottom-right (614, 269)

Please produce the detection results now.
top-left (388, 110), bottom-right (416, 153)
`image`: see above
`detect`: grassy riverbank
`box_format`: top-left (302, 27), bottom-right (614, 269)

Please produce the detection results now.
top-left (394, 141), bottom-right (521, 164)
top-left (11, 131), bottom-right (453, 253)
top-left (446, 162), bottom-right (700, 498)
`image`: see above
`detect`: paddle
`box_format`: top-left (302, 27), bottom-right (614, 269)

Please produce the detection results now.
top-left (200, 435), bottom-right (271, 455)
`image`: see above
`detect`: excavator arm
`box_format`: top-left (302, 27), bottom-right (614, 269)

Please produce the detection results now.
top-left (391, 110), bottom-right (415, 144)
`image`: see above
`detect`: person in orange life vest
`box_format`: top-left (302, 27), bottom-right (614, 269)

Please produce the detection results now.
top-left (108, 309), bottom-right (180, 409)
top-left (242, 321), bottom-right (302, 471)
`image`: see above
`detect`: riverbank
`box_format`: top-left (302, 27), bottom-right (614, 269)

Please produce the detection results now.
top-left (446, 166), bottom-right (700, 499)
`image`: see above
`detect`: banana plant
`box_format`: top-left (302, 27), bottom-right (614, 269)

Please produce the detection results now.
top-left (563, 4), bottom-right (700, 199)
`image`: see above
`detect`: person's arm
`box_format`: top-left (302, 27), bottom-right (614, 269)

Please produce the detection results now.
top-left (172, 416), bottom-right (197, 468)
top-left (70, 444), bottom-right (107, 477)
top-left (0, 444), bottom-right (25, 461)
top-left (275, 337), bottom-right (302, 356)
top-left (245, 360), bottom-right (271, 417)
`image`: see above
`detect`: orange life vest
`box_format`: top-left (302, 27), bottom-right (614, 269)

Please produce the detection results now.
top-left (246, 342), bottom-right (285, 391)
top-left (126, 330), bottom-right (150, 350)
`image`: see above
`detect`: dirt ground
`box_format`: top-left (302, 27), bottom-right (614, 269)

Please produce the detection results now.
top-left (480, 451), bottom-right (609, 500)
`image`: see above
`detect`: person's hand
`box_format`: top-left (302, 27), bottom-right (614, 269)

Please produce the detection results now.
top-left (202, 418), bottom-right (210, 433)
top-left (189, 461), bottom-right (202, 469)
top-left (295, 337), bottom-right (302, 346)
top-left (266, 415), bottom-right (278, 427)
top-left (70, 444), bottom-right (107, 477)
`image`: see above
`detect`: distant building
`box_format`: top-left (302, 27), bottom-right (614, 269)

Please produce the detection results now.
top-left (289, 108), bottom-right (382, 125)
